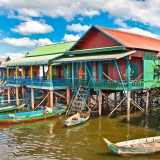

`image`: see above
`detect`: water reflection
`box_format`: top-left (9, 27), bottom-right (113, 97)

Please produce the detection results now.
top-left (0, 109), bottom-right (160, 159)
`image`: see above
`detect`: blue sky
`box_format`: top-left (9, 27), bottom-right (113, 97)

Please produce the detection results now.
top-left (0, 0), bottom-right (160, 59)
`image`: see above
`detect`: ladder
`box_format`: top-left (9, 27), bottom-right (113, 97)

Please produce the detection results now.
top-left (66, 80), bottom-right (91, 116)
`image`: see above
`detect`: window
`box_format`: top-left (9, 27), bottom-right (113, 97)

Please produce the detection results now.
top-left (130, 64), bottom-right (138, 78)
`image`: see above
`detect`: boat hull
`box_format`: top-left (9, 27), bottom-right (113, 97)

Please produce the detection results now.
top-left (65, 112), bottom-right (90, 126)
top-left (0, 109), bottom-right (62, 124)
top-left (103, 137), bottom-right (160, 156)
top-left (0, 104), bottom-right (25, 113)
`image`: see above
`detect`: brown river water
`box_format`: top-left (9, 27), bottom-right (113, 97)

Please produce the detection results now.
top-left (0, 108), bottom-right (160, 160)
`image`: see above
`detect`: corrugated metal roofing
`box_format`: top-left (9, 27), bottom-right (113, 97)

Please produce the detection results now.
top-left (3, 54), bottom-right (63, 67)
top-left (27, 41), bottom-right (75, 57)
top-left (53, 51), bottom-right (135, 63)
top-left (97, 26), bottom-right (160, 52)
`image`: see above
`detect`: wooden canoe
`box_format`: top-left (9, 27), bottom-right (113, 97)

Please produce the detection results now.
top-left (0, 109), bottom-right (63, 123)
top-left (65, 112), bottom-right (90, 126)
top-left (103, 136), bottom-right (160, 156)
top-left (0, 104), bottom-right (25, 113)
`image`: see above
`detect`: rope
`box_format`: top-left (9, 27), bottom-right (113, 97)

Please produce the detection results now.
top-left (35, 91), bottom-right (50, 110)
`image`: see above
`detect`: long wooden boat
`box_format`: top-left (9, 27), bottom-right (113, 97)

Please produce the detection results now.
top-left (65, 112), bottom-right (90, 126)
top-left (0, 108), bottom-right (63, 123)
top-left (0, 104), bottom-right (25, 113)
top-left (103, 136), bottom-right (160, 156)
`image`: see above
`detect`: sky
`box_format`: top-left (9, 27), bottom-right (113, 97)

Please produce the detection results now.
top-left (0, 0), bottom-right (160, 59)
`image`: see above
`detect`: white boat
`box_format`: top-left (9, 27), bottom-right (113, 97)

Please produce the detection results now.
top-left (103, 136), bottom-right (160, 156)
top-left (65, 112), bottom-right (90, 127)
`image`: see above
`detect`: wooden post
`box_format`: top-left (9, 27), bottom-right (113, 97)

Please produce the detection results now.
top-left (22, 66), bottom-right (25, 77)
top-left (16, 86), bottom-right (19, 106)
top-left (30, 66), bottom-right (33, 78)
top-left (31, 88), bottom-right (34, 110)
top-left (47, 90), bottom-right (50, 106)
top-left (22, 87), bottom-right (25, 100)
top-left (146, 91), bottom-right (149, 115)
top-left (127, 91), bottom-right (131, 122)
top-left (114, 91), bottom-right (116, 107)
top-left (50, 90), bottom-right (53, 108)
top-left (105, 92), bottom-right (109, 114)
top-left (87, 91), bottom-right (91, 107)
top-left (6, 67), bottom-right (9, 77)
top-left (7, 86), bottom-right (10, 105)
top-left (120, 91), bottom-right (123, 113)
top-left (99, 89), bottom-right (102, 116)
top-left (49, 64), bottom-right (52, 78)
top-left (16, 67), bottom-right (18, 77)
top-left (67, 88), bottom-right (71, 106)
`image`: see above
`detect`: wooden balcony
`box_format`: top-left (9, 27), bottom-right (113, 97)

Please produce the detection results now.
top-left (7, 76), bottom-right (155, 90)
top-left (26, 77), bottom-right (70, 90)
top-left (7, 76), bottom-right (26, 87)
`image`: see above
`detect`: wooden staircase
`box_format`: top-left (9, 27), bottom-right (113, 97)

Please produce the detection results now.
top-left (66, 82), bottom-right (91, 116)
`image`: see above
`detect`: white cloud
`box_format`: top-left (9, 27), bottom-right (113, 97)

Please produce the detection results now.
top-left (119, 27), bottom-right (160, 39)
top-left (1, 0), bottom-right (160, 27)
top-left (17, 8), bottom-right (41, 17)
top-left (114, 19), bottom-right (128, 28)
top-left (1, 52), bottom-right (25, 60)
top-left (11, 20), bottom-right (53, 35)
top-left (0, 37), bottom-right (53, 47)
top-left (63, 34), bottom-right (80, 42)
top-left (66, 23), bottom-right (90, 32)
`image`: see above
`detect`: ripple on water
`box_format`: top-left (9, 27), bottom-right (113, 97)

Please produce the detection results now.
top-left (0, 113), bottom-right (160, 160)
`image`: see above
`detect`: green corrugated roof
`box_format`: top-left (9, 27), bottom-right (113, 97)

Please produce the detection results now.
top-left (66, 46), bottom-right (126, 55)
top-left (3, 53), bottom-right (63, 67)
top-left (27, 41), bottom-right (75, 57)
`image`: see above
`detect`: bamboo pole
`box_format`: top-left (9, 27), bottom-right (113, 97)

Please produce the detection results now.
top-left (31, 88), bottom-right (34, 110)
top-left (67, 88), bottom-right (71, 105)
top-left (108, 97), bottom-right (126, 117)
top-left (130, 98), bottom-right (145, 112)
top-left (35, 91), bottom-right (50, 110)
top-left (50, 90), bottom-right (54, 108)
top-left (146, 91), bottom-right (149, 115)
top-left (99, 89), bottom-right (102, 116)
top-left (127, 91), bottom-right (131, 122)
top-left (7, 86), bottom-right (10, 105)
top-left (16, 87), bottom-right (19, 106)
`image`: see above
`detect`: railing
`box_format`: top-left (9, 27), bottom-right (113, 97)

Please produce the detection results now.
top-left (6, 76), bottom-right (147, 90)
top-left (26, 77), bottom-right (70, 88)
top-left (7, 76), bottom-right (26, 86)
top-left (74, 79), bottom-right (144, 90)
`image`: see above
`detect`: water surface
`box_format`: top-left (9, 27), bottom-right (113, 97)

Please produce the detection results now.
top-left (0, 108), bottom-right (160, 160)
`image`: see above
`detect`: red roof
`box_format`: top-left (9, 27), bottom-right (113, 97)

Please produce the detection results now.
top-left (97, 26), bottom-right (160, 52)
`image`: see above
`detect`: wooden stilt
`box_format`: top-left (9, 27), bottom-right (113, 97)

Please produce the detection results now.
top-left (50, 90), bottom-right (53, 108)
top-left (105, 92), bottom-right (109, 114)
top-left (22, 87), bottom-right (25, 100)
top-left (108, 97), bottom-right (126, 117)
top-left (67, 88), bottom-right (71, 106)
top-left (114, 91), bottom-right (116, 107)
top-left (130, 98), bottom-right (145, 112)
top-left (120, 91), bottom-right (123, 113)
top-left (99, 89), bottom-right (102, 116)
top-left (127, 91), bottom-right (131, 122)
top-left (16, 86), bottom-right (19, 106)
top-left (7, 86), bottom-right (10, 105)
top-left (47, 90), bottom-right (50, 106)
top-left (31, 88), bottom-right (34, 110)
top-left (87, 91), bottom-right (91, 107)
top-left (146, 91), bottom-right (149, 115)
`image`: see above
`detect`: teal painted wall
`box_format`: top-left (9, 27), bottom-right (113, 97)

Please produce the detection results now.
top-left (144, 51), bottom-right (159, 88)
